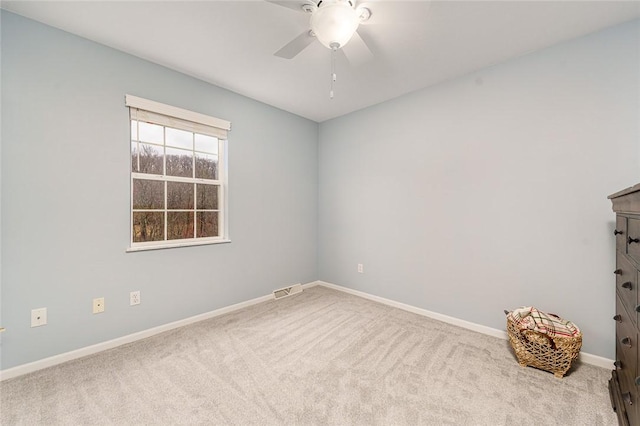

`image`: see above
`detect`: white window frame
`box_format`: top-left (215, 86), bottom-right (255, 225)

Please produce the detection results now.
top-left (125, 95), bottom-right (231, 252)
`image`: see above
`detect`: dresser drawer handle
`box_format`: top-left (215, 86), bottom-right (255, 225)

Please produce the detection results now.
top-left (621, 337), bottom-right (633, 347)
top-left (623, 392), bottom-right (633, 405)
top-left (615, 269), bottom-right (623, 275)
top-left (615, 360), bottom-right (623, 368)
top-left (614, 314), bottom-right (623, 322)
top-left (622, 282), bottom-right (633, 290)
top-left (636, 377), bottom-right (640, 387)
top-left (629, 236), bottom-right (640, 244)
top-left (615, 229), bottom-right (624, 235)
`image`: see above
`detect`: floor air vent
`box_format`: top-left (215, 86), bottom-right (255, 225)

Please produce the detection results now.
top-left (273, 283), bottom-right (303, 300)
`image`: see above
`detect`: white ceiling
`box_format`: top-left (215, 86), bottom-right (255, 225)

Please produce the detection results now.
top-left (3, 1), bottom-right (640, 122)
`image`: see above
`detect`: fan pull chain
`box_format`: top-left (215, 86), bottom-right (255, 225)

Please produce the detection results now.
top-left (330, 43), bottom-right (338, 99)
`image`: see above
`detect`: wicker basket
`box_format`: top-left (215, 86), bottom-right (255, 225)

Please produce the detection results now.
top-left (506, 314), bottom-right (582, 378)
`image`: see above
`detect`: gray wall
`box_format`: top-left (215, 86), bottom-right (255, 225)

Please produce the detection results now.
top-left (318, 20), bottom-right (640, 359)
top-left (0, 11), bottom-right (318, 369)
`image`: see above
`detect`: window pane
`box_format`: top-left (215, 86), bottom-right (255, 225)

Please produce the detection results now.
top-left (197, 184), bottom-right (218, 210)
top-left (131, 143), bottom-right (139, 173)
top-left (166, 127), bottom-right (193, 150)
top-left (133, 179), bottom-right (164, 209)
top-left (133, 212), bottom-right (164, 242)
top-left (139, 144), bottom-right (164, 175)
top-left (131, 120), bottom-right (138, 141)
top-left (138, 121), bottom-right (163, 144)
top-left (167, 182), bottom-right (194, 209)
top-left (166, 147), bottom-right (193, 178)
top-left (195, 153), bottom-right (218, 180)
top-left (195, 134), bottom-right (218, 154)
top-left (197, 211), bottom-right (218, 238)
top-left (167, 212), bottom-right (194, 240)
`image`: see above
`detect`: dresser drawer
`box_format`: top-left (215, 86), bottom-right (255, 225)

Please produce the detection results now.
top-left (616, 354), bottom-right (637, 424)
top-left (616, 216), bottom-right (628, 253)
top-left (627, 218), bottom-right (640, 264)
top-left (616, 321), bottom-right (637, 393)
top-left (617, 294), bottom-right (637, 373)
top-left (616, 255), bottom-right (638, 325)
top-left (619, 385), bottom-right (639, 426)
top-left (617, 293), bottom-right (636, 329)
top-left (615, 313), bottom-right (640, 426)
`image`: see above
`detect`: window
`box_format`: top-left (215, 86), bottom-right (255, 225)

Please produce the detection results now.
top-left (126, 95), bottom-right (231, 251)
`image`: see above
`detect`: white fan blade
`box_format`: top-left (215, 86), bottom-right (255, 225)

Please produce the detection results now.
top-left (274, 30), bottom-right (316, 59)
top-left (265, 0), bottom-right (317, 13)
top-left (342, 30), bottom-right (374, 67)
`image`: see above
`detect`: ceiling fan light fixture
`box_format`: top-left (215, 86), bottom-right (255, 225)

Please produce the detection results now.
top-left (310, 0), bottom-right (360, 49)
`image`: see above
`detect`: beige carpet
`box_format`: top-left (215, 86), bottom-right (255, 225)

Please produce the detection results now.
top-left (0, 285), bottom-right (617, 425)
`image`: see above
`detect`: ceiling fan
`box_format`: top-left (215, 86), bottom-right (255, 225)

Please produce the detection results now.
top-left (267, 0), bottom-right (374, 65)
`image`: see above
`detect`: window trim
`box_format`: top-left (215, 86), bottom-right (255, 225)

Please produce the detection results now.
top-left (125, 95), bottom-right (231, 134)
top-left (126, 95), bottom-right (231, 252)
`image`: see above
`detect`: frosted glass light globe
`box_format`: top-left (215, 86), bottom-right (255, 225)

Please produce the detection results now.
top-left (310, 1), bottom-right (360, 49)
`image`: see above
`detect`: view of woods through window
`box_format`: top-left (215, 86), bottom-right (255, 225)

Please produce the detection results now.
top-left (131, 119), bottom-right (221, 244)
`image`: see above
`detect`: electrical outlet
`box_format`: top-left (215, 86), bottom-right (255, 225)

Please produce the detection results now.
top-left (357, 263), bottom-right (364, 273)
top-left (93, 297), bottom-right (105, 314)
top-left (31, 308), bottom-right (47, 327)
top-left (130, 291), bottom-right (141, 306)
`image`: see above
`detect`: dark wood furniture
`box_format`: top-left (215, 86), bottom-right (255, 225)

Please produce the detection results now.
top-left (609, 183), bottom-right (640, 426)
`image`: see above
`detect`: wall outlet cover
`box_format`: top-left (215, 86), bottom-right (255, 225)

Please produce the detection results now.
top-left (130, 291), bottom-right (141, 306)
top-left (93, 297), bottom-right (105, 314)
top-left (31, 308), bottom-right (47, 327)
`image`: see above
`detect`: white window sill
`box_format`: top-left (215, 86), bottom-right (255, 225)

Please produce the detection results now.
top-left (126, 239), bottom-right (231, 252)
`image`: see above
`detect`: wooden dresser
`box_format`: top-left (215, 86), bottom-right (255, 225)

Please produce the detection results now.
top-left (609, 184), bottom-right (640, 426)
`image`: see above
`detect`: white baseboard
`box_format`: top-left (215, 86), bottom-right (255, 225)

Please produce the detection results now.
top-left (0, 279), bottom-right (613, 380)
top-left (315, 280), bottom-right (614, 370)
top-left (301, 281), bottom-right (320, 290)
top-left (0, 283), bottom-right (316, 381)
top-left (576, 352), bottom-right (615, 369)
